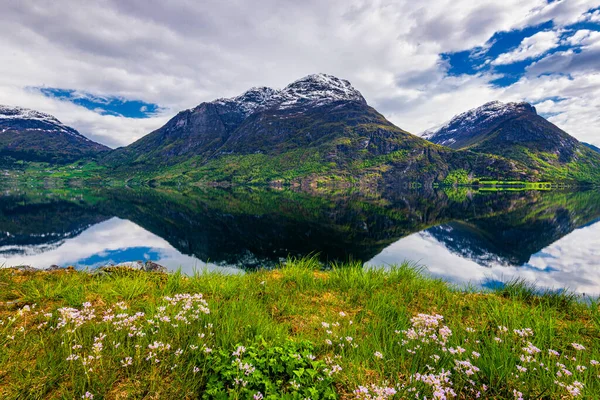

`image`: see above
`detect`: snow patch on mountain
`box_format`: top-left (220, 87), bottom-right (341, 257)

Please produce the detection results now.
top-left (210, 73), bottom-right (366, 116)
top-left (421, 101), bottom-right (537, 140)
top-left (278, 73), bottom-right (366, 109)
top-left (0, 105), bottom-right (88, 140)
top-left (0, 105), bottom-right (62, 124)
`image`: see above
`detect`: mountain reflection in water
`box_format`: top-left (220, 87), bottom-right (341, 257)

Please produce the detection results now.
top-left (1, 186), bottom-right (599, 294)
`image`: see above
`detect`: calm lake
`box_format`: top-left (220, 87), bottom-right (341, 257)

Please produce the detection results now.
top-left (1, 186), bottom-right (599, 295)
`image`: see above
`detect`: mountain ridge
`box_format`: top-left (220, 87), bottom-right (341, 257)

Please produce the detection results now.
top-left (103, 74), bottom-right (534, 186)
top-left (422, 101), bottom-right (600, 183)
top-left (0, 105), bottom-right (109, 165)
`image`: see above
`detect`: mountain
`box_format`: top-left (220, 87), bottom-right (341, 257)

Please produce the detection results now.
top-left (105, 74), bottom-right (529, 186)
top-left (422, 101), bottom-right (600, 183)
top-left (0, 193), bottom-right (110, 257)
top-left (583, 142), bottom-right (600, 153)
top-left (0, 105), bottom-right (109, 164)
top-left (426, 190), bottom-right (600, 267)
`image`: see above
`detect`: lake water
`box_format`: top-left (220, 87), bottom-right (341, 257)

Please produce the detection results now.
top-left (1, 186), bottom-right (599, 295)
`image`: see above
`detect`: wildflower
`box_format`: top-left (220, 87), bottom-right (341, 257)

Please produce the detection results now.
top-left (494, 337), bottom-right (503, 343)
top-left (472, 351), bottom-right (480, 359)
top-left (325, 339), bottom-right (332, 346)
top-left (549, 349), bottom-right (560, 356)
top-left (455, 360), bottom-right (480, 376)
top-left (253, 392), bottom-right (264, 400)
top-left (234, 378), bottom-right (248, 386)
top-left (82, 392), bottom-right (94, 399)
top-left (193, 366), bottom-right (200, 374)
top-left (516, 365), bottom-right (527, 373)
top-left (514, 328), bottom-right (534, 338)
top-left (590, 360), bottom-right (599, 366)
top-left (120, 357), bottom-right (133, 367)
top-left (571, 343), bottom-right (585, 351)
top-left (330, 365), bottom-right (342, 374)
top-left (321, 322), bottom-right (330, 328)
top-left (232, 346), bottom-right (246, 357)
top-left (339, 311), bottom-right (347, 317)
top-left (576, 365), bottom-right (587, 372)
top-left (522, 342), bottom-right (541, 355)
top-left (513, 389), bottom-right (524, 400)
top-left (374, 351), bottom-right (383, 359)
top-left (566, 381), bottom-right (584, 397)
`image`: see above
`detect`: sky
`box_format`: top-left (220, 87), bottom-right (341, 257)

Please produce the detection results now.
top-left (1, 0), bottom-right (599, 148)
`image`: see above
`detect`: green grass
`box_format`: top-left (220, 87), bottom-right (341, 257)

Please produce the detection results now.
top-left (1, 259), bottom-right (599, 399)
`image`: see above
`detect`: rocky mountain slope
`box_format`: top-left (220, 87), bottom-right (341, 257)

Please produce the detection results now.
top-left (422, 101), bottom-right (600, 183)
top-left (104, 74), bottom-right (529, 185)
top-left (0, 105), bottom-right (109, 164)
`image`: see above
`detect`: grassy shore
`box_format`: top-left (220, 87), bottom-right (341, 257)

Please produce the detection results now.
top-left (1, 259), bottom-right (599, 399)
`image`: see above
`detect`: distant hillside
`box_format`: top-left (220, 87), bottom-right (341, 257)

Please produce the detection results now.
top-left (0, 105), bottom-right (109, 165)
top-left (104, 74), bottom-right (530, 186)
top-left (583, 142), bottom-right (600, 153)
top-left (422, 101), bottom-right (600, 183)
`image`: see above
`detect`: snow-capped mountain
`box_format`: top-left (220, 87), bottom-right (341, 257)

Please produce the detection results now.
top-left (105, 73), bottom-right (401, 164)
top-left (0, 105), bottom-right (109, 164)
top-left (421, 101), bottom-right (537, 148)
top-left (421, 101), bottom-right (600, 179)
top-left (103, 74), bottom-right (534, 185)
top-left (210, 73), bottom-right (366, 116)
top-left (0, 105), bottom-right (87, 139)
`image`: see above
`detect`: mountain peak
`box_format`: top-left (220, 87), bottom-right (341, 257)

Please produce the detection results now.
top-left (0, 104), bottom-right (85, 139)
top-left (0, 105), bottom-right (109, 164)
top-left (0, 104), bottom-right (63, 125)
top-left (208, 73), bottom-right (365, 116)
top-left (422, 100), bottom-right (537, 146)
top-left (477, 101), bottom-right (536, 115)
top-left (280, 73), bottom-right (366, 107)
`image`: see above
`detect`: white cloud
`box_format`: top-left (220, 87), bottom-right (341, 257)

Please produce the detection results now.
top-left (0, 217), bottom-right (242, 274)
top-left (563, 29), bottom-right (600, 47)
top-left (584, 9), bottom-right (600, 22)
top-left (492, 30), bottom-right (561, 65)
top-left (367, 219), bottom-right (600, 296)
top-left (0, 0), bottom-right (598, 147)
top-left (0, 85), bottom-right (169, 148)
top-left (522, 0), bottom-right (600, 27)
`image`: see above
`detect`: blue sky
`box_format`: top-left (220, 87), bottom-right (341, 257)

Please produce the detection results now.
top-left (443, 17), bottom-right (600, 84)
top-left (38, 88), bottom-right (162, 118)
top-left (1, 0), bottom-right (599, 148)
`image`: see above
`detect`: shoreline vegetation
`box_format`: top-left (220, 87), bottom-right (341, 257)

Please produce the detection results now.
top-left (2, 164), bottom-right (598, 193)
top-left (2, 158), bottom-right (600, 191)
top-left (1, 259), bottom-right (599, 399)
